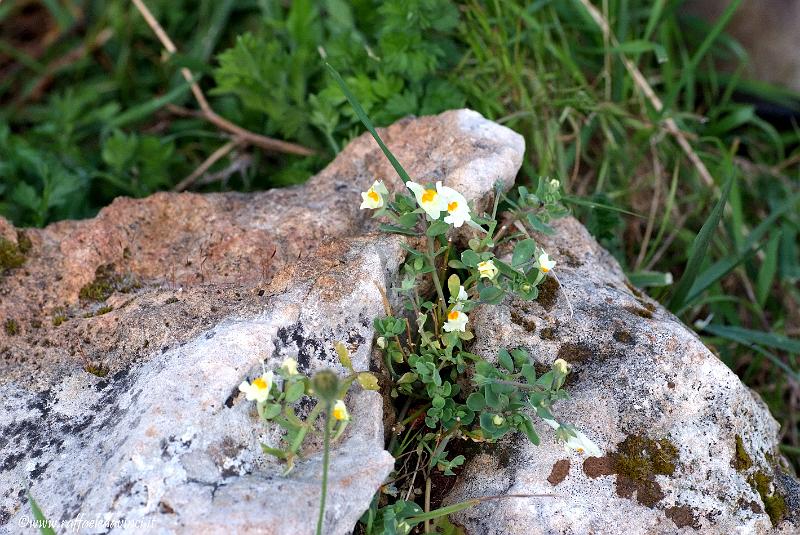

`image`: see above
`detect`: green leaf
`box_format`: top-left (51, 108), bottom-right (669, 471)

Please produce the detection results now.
top-left (512, 238), bottom-right (537, 268)
top-left (426, 220), bottom-right (450, 237)
top-left (106, 81), bottom-right (191, 129)
top-left (627, 270), bottom-right (673, 288)
top-left (498, 349), bottom-right (514, 372)
top-left (397, 372), bottom-right (418, 385)
top-left (325, 62), bottom-right (413, 184)
top-left (447, 274), bottom-right (461, 298)
top-left (520, 364), bottom-right (537, 384)
top-left (284, 382), bottom-right (306, 403)
top-left (261, 444), bottom-right (288, 459)
top-left (335, 341), bottom-right (353, 371)
top-left (379, 224), bottom-right (420, 236)
top-left (611, 40), bottom-right (667, 63)
top-left (263, 403), bottom-right (282, 419)
top-left (466, 392), bottom-right (485, 411)
top-left (27, 491), bottom-right (56, 535)
top-left (526, 213), bottom-right (555, 235)
top-left (668, 171), bottom-right (735, 312)
top-left (479, 286), bottom-right (504, 304)
top-left (703, 324), bottom-right (800, 354)
top-left (461, 250), bottom-right (480, 267)
top-left (357, 372), bottom-right (381, 391)
top-left (686, 190), bottom-right (800, 303)
top-left (756, 232), bottom-right (781, 307)
top-left (519, 416), bottom-right (540, 445)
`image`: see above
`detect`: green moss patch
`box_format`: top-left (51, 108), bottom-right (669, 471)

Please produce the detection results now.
top-left (749, 471), bottom-right (787, 526)
top-left (84, 362), bottom-right (109, 378)
top-left (79, 264), bottom-right (140, 302)
top-left (536, 275), bottom-right (560, 311)
top-left (510, 309), bottom-right (536, 332)
top-left (557, 342), bottom-right (595, 364)
top-left (732, 435), bottom-right (753, 472)
top-left (4, 318), bottom-right (20, 336)
top-left (583, 434), bottom-right (679, 508)
top-left (0, 237), bottom-right (26, 275)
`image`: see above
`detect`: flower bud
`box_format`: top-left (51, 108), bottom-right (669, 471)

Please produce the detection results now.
top-left (377, 336), bottom-right (386, 349)
top-left (492, 414), bottom-right (505, 426)
top-left (281, 357), bottom-right (299, 376)
top-left (311, 369), bottom-right (340, 403)
top-left (553, 358), bottom-right (570, 375)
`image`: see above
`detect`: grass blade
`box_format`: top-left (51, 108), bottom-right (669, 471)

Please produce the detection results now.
top-left (106, 81), bottom-right (192, 130)
top-left (702, 324), bottom-right (800, 381)
top-left (668, 170), bottom-right (734, 312)
top-left (756, 231), bottom-right (781, 307)
top-left (686, 190), bottom-right (800, 303)
top-left (27, 491), bottom-right (56, 535)
top-left (324, 62), bottom-right (413, 184)
top-left (703, 324), bottom-right (800, 355)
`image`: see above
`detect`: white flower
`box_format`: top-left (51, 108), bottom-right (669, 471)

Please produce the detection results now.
top-left (477, 259), bottom-right (498, 279)
top-left (436, 183), bottom-right (472, 227)
top-left (281, 358), bottom-right (299, 376)
top-left (377, 336), bottom-right (387, 349)
top-left (238, 371), bottom-right (274, 403)
top-left (537, 251), bottom-right (556, 273)
top-left (332, 399), bottom-right (350, 421)
top-left (543, 418), bottom-right (601, 456)
top-left (456, 285), bottom-right (468, 302)
top-left (406, 181), bottom-right (447, 220)
top-left (360, 180), bottom-right (388, 210)
top-left (553, 358), bottom-right (570, 375)
top-left (549, 179), bottom-right (560, 190)
top-left (443, 309), bottom-right (468, 332)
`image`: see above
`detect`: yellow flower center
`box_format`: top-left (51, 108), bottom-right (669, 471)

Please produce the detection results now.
top-left (421, 189), bottom-right (437, 204)
top-left (447, 201), bottom-right (458, 212)
top-left (333, 406), bottom-right (346, 420)
top-left (541, 266), bottom-right (550, 273)
top-left (448, 310), bottom-right (460, 321)
top-left (368, 190), bottom-right (380, 202)
top-left (252, 377), bottom-right (268, 390)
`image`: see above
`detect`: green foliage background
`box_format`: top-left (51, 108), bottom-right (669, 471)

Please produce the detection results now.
top-left (1, 0), bottom-right (799, 461)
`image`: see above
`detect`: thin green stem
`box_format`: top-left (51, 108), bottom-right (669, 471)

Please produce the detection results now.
top-left (315, 405), bottom-right (332, 535)
top-left (290, 401), bottom-right (324, 453)
top-left (426, 235), bottom-right (447, 309)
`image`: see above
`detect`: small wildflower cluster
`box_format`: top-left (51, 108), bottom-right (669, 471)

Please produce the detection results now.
top-left (358, 175), bottom-right (597, 467)
top-left (240, 65), bottom-right (597, 535)
top-left (238, 349), bottom-right (375, 473)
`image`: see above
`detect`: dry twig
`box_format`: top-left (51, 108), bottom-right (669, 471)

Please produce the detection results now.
top-left (173, 139), bottom-right (241, 192)
top-left (130, 0), bottom-right (314, 157)
top-left (577, 0), bottom-right (715, 187)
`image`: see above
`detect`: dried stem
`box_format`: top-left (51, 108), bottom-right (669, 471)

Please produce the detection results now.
top-left (130, 0), bottom-right (315, 157)
top-left (577, 0), bottom-right (715, 187)
top-left (173, 139), bottom-right (241, 192)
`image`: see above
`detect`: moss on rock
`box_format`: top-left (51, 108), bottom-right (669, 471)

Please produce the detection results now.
top-left (749, 470), bottom-right (787, 526)
top-left (732, 435), bottom-right (753, 472)
top-left (4, 318), bottom-right (20, 336)
top-left (0, 237), bottom-right (26, 275)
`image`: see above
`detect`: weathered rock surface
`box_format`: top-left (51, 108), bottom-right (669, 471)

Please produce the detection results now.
top-left (445, 217), bottom-right (800, 534)
top-left (0, 109), bottom-right (524, 534)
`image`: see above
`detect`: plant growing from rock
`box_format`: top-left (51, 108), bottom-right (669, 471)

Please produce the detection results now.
top-left (236, 62), bottom-right (601, 535)
top-left (324, 63), bottom-right (600, 532)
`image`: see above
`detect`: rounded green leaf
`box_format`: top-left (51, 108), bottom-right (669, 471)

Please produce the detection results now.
top-left (466, 392), bottom-right (485, 411)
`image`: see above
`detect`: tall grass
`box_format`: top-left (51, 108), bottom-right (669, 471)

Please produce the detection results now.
top-left (453, 0), bottom-right (800, 462)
